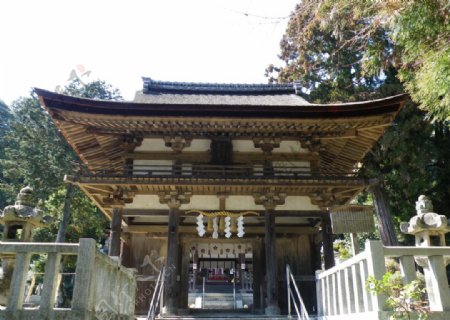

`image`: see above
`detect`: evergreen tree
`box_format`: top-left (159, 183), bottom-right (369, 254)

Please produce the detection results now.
top-left (268, 0), bottom-right (450, 242)
top-left (0, 79), bottom-right (122, 242)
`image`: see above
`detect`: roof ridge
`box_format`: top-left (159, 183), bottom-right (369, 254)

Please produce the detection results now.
top-left (142, 77), bottom-right (296, 95)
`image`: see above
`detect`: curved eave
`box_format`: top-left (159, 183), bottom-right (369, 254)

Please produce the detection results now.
top-left (34, 88), bottom-right (407, 119)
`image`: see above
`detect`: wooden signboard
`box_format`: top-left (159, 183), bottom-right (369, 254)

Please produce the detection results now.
top-left (330, 205), bottom-right (375, 234)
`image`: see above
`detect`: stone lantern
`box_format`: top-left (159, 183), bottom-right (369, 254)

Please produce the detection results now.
top-left (0, 186), bottom-right (49, 242)
top-left (400, 195), bottom-right (450, 248)
top-left (0, 186), bottom-right (50, 305)
top-left (400, 195), bottom-right (450, 311)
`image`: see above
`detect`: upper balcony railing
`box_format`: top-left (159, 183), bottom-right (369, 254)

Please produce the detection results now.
top-left (77, 163), bottom-right (361, 181)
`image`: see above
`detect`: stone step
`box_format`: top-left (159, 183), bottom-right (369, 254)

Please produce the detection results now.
top-left (147, 314), bottom-right (295, 320)
top-left (136, 311), bottom-right (319, 320)
top-left (188, 293), bottom-right (253, 309)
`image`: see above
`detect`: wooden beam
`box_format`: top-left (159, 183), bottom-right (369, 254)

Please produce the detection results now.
top-left (123, 225), bottom-right (318, 234)
top-left (124, 151), bottom-right (319, 162)
top-left (108, 207), bottom-right (122, 257)
top-left (121, 209), bottom-right (327, 218)
top-left (319, 129), bottom-right (357, 140)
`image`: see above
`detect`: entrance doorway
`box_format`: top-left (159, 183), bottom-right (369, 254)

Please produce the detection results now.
top-left (188, 242), bottom-right (253, 310)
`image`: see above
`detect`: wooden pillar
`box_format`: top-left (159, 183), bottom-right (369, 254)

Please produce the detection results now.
top-left (164, 204), bottom-right (180, 315)
top-left (322, 213), bottom-right (335, 269)
top-left (252, 239), bottom-right (263, 313)
top-left (369, 183), bottom-right (398, 246)
top-left (109, 206), bottom-right (123, 257)
top-left (120, 235), bottom-right (132, 268)
top-left (264, 208), bottom-right (280, 315)
top-left (239, 253), bottom-right (246, 290)
top-left (178, 242), bottom-right (190, 314)
top-left (158, 190), bottom-right (191, 316)
top-left (254, 191), bottom-right (285, 315)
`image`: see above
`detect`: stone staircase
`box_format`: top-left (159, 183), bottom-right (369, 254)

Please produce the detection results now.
top-left (136, 312), bottom-right (304, 320)
top-left (188, 292), bottom-right (253, 309)
top-left (151, 315), bottom-right (296, 320)
top-left (137, 309), bottom-right (318, 320)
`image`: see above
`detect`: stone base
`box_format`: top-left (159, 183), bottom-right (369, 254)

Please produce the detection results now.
top-left (264, 304), bottom-right (280, 315)
top-left (161, 305), bottom-right (178, 316)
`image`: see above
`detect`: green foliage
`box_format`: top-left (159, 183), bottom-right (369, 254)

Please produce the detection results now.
top-left (362, 102), bottom-right (450, 229)
top-left (0, 100), bottom-right (11, 207)
top-left (333, 240), bottom-right (351, 259)
top-left (367, 264), bottom-right (429, 319)
top-left (269, 0), bottom-right (450, 242)
top-left (272, 0), bottom-right (449, 120)
top-left (1, 95), bottom-right (75, 204)
top-left (266, 0), bottom-right (401, 103)
top-left (63, 79), bottom-right (122, 101)
top-left (33, 187), bottom-right (107, 243)
top-left (0, 79), bottom-right (121, 243)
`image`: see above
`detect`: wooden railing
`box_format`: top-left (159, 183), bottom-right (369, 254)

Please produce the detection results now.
top-left (0, 238), bottom-right (136, 319)
top-left (316, 241), bottom-right (450, 319)
top-left (78, 163), bottom-right (360, 181)
top-left (286, 264), bottom-right (310, 319)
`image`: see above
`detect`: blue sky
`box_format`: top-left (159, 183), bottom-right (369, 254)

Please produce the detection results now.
top-left (0, 0), bottom-right (298, 104)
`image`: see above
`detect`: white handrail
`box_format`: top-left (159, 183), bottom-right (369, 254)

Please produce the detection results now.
top-left (147, 266), bottom-right (166, 320)
top-left (286, 264), bottom-right (310, 319)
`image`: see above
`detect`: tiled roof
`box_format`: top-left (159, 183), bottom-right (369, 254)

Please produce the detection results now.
top-left (137, 77), bottom-right (310, 105)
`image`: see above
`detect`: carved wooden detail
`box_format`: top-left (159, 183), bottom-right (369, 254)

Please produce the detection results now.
top-left (158, 190), bottom-right (192, 209)
top-left (253, 190), bottom-right (287, 210)
top-left (101, 188), bottom-right (134, 207)
top-left (253, 137), bottom-right (281, 155)
top-left (163, 136), bottom-right (192, 153)
top-left (121, 135), bottom-right (143, 152)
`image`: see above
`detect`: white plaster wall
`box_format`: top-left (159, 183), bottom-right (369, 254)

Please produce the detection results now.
top-left (273, 140), bottom-right (309, 153)
top-left (134, 138), bottom-right (211, 152)
top-left (277, 196), bottom-right (319, 210)
top-left (182, 196), bottom-right (220, 210)
top-left (232, 140), bottom-right (261, 153)
top-left (184, 139), bottom-right (210, 152)
top-left (125, 194), bottom-right (168, 209)
top-left (125, 194), bottom-right (318, 211)
top-left (134, 138), bottom-right (169, 152)
top-left (225, 196), bottom-right (265, 211)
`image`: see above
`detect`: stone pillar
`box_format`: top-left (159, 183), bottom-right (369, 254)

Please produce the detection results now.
top-left (369, 182), bottom-right (398, 246)
top-left (254, 191), bottom-right (286, 315)
top-left (159, 191), bottom-right (192, 316)
top-left (322, 212), bottom-right (335, 269)
top-left (108, 206), bottom-right (123, 257)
